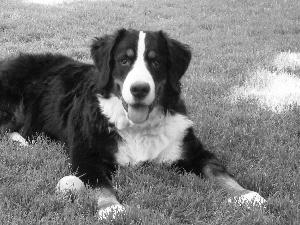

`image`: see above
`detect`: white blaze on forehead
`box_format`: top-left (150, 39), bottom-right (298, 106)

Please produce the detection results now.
top-left (122, 31), bottom-right (155, 106)
top-left (137, 31), bottom-right (146, 61)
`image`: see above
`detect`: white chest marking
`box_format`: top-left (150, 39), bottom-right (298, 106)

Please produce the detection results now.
top-left (115, 108), bottom-right (193, 166)
top-left (97, 93), bottom-right (193, 167)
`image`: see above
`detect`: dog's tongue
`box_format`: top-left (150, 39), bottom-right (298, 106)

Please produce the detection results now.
top-left (128, 104), bottom-right (149, 124)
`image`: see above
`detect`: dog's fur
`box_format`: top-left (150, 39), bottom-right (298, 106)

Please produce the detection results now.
top-left (0, 29), bottom-right (265, 217)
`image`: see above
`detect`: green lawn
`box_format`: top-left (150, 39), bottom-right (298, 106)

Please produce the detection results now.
top-left (1, 0), bottom-right (300, 224)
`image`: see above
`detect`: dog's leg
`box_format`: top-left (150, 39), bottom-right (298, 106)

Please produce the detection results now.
top-left (69, 144), bottom-right (126, 220)
top-left (0, 102), bottom-right (27, 146)
top-left (0, 115), bottom-right (28, 146)
top-left (8, 132), bottom-right (28, 146)
top-left (55, 173), bottom-right (125, 220)
top-left (202, 160), bottom-right (266, 206)
top-left (175, 128), bottom-right (266, 207)
top-left (96, 186), bottom-right (125, 220)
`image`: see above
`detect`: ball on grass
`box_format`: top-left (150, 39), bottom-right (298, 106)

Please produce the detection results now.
top-left (56, 175), bottom-right (85, 193)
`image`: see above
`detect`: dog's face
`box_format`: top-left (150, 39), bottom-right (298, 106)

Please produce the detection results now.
top-left (111, 30), bottom-right (169, 123)
top-left (91, 29), bottom-right (191, 124)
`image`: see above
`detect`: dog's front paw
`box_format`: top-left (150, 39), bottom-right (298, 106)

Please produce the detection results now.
top-left (98, 204), bottom-right (126, 220)
top-left (8, 132), bottom-right (28, 146)
top-left (228, 191), bottom-right (266, 207)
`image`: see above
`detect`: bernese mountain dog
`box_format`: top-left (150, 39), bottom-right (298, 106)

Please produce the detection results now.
top-left (0, 29), bottom-right (266, 219)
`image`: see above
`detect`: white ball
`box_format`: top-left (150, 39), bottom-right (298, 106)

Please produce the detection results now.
top-left (56, 175), bottom-right (85, 193)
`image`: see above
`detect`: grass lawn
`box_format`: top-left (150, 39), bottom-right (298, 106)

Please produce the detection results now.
top-left (1, 0), bottom-right (300, 224)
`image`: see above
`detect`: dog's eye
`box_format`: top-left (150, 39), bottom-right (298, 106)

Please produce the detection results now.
top-left (151, 60), bottom-right (160, 68)
top-left (120, 59), bottom-right (130, 66)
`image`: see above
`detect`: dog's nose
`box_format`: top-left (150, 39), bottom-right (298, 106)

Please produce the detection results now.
top-left (130, 81), bottom-right (150, 99)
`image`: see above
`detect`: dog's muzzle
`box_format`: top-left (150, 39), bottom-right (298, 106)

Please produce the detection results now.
top-left (120, 81), bottom-right (162, 124)
top-left (122, 101), bottom-right (150, 124)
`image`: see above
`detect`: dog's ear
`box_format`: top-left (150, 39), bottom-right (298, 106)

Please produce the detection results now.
top-left (160, 31), bottom-right (192, 93)
top-left (91, 29), bottom-right (126, 92)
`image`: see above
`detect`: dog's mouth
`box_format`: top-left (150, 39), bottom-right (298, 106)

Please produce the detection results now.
top-left (121, 101), bottom-right (150, 124)
top-left (115, 80), bottom-right (164, 124)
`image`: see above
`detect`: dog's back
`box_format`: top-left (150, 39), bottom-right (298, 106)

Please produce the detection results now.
top-left (0, 53), bottom-right (95, 136)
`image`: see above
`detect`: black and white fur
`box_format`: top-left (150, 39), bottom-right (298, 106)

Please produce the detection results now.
top-left (0, 29), bottom-right (265, 218)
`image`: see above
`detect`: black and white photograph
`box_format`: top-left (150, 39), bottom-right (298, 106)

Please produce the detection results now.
top-left (0, 0), bottom-right (299, 224)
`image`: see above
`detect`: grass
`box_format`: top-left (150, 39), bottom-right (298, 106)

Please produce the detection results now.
top-left (230, 56), bottom-right (300, 113)
top-left (1, 0), bottom-right (300, 224)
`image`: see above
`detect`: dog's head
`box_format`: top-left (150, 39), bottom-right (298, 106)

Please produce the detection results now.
top-left (91, 29), bottom-right (191, 124)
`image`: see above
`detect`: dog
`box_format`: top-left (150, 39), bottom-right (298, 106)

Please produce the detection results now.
top-left (0, 28), bottom-right (266, 219)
